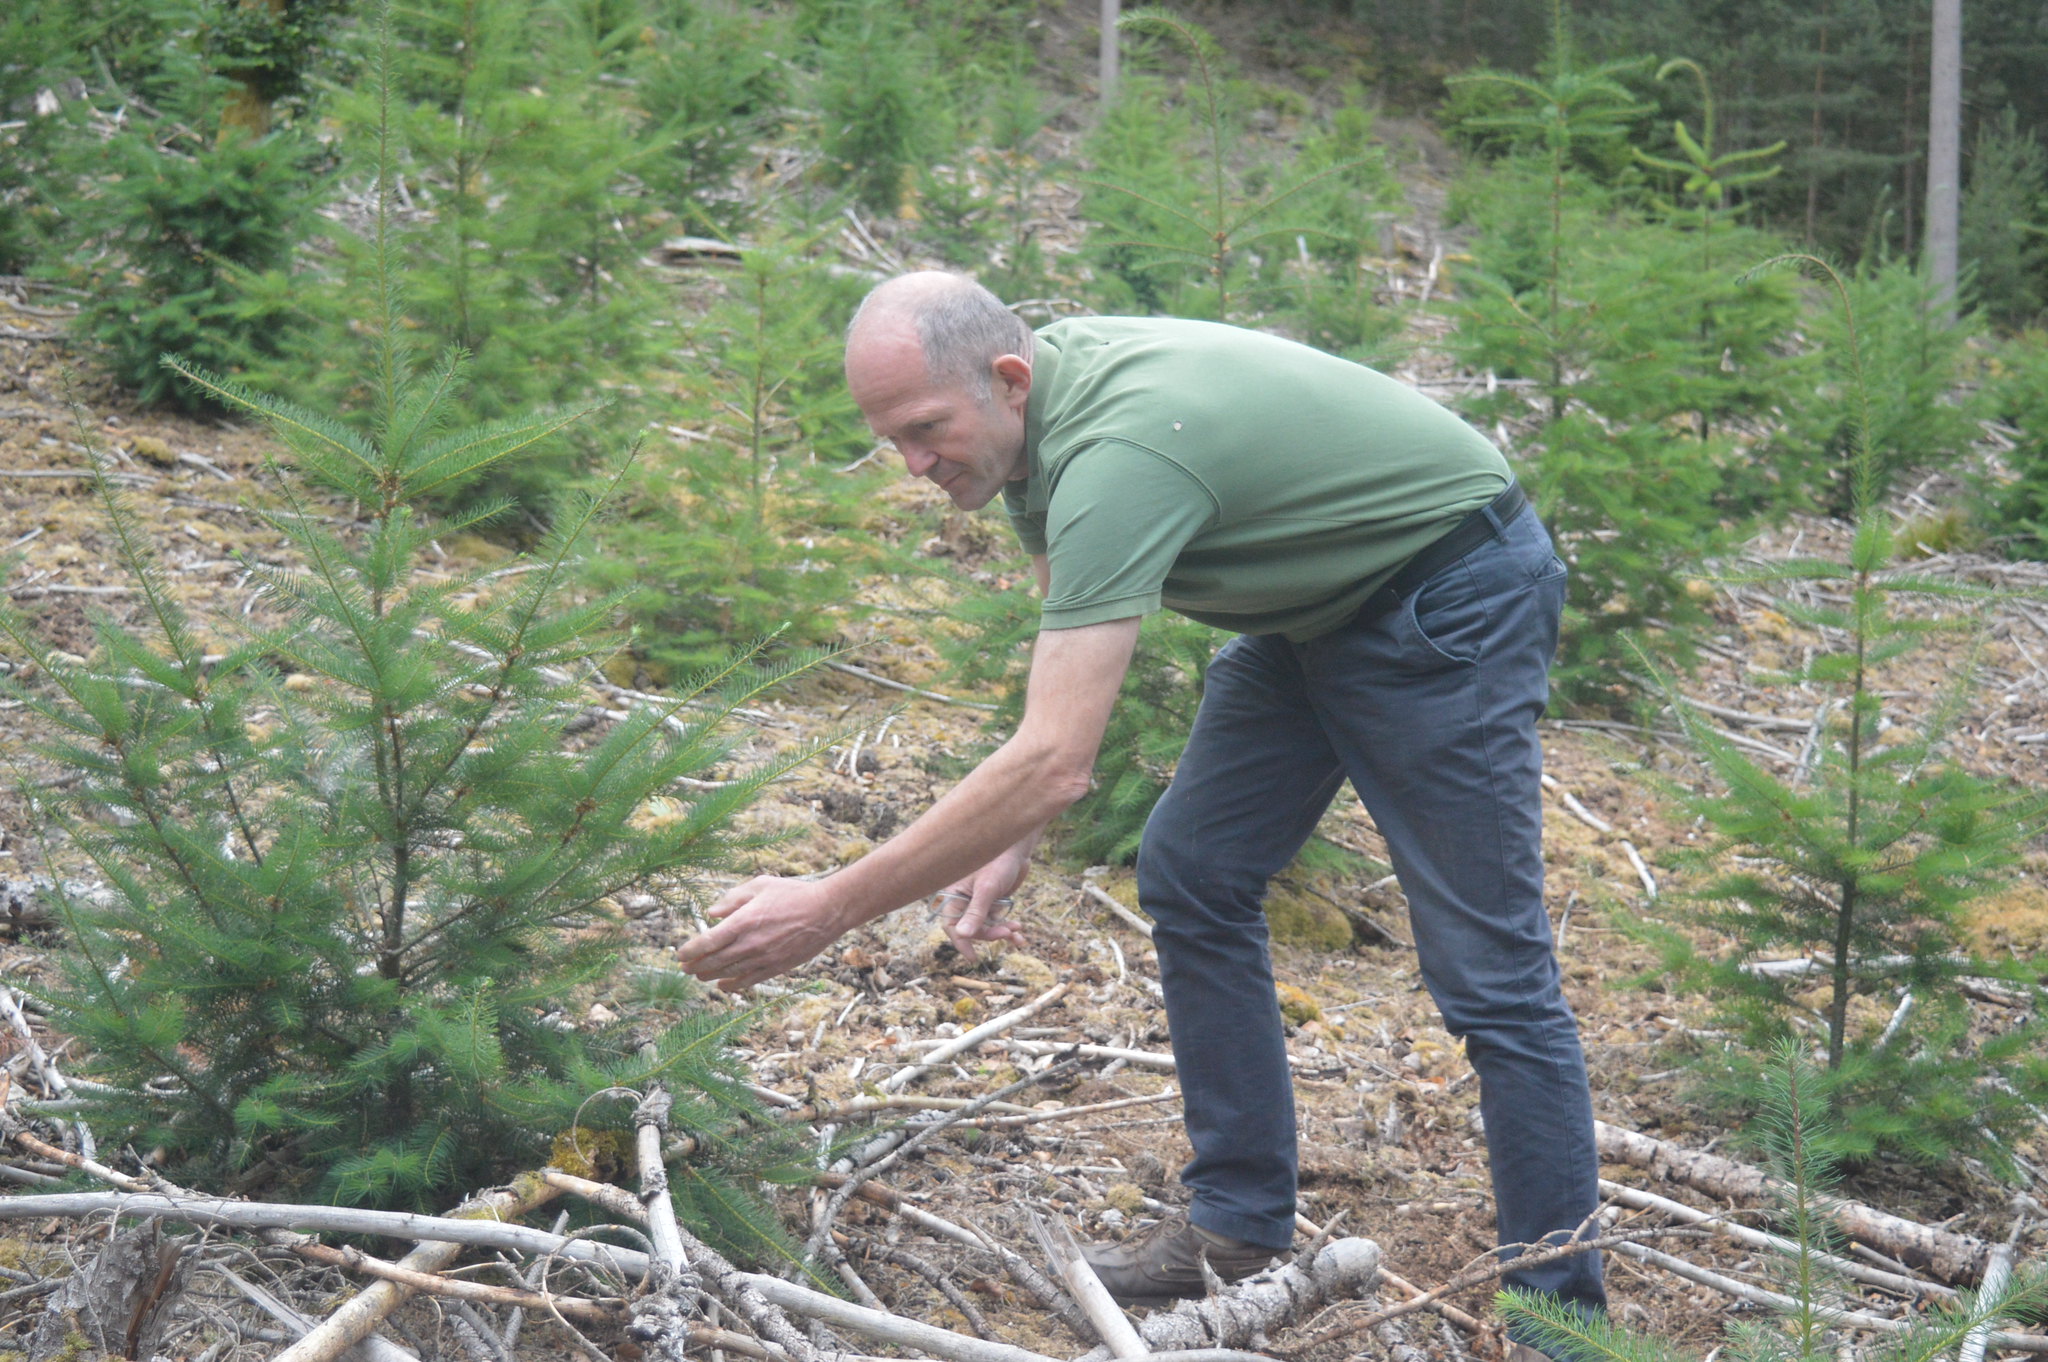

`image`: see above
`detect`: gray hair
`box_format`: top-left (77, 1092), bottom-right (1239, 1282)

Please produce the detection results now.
top-left (847, 272), bottom-right (1034, 402)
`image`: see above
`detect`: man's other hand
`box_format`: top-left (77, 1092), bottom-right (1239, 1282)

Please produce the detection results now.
top-left (932, 845), bottom-right (1031, 960)
top-left (677, 876), bottom-right (847, 992)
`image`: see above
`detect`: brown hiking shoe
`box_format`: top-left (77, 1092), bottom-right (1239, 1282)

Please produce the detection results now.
top-left (1079, 1215), bottom-right (1281, 1308)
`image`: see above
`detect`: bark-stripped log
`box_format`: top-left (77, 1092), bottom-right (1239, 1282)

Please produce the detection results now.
top-left (1073, 1239), bottom-right (1382, 1360)
top-left (1595, 1121), bottom-right (1991, 1283)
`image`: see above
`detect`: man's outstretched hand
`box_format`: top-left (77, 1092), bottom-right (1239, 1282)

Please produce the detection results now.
top-left (676, 876), bottom-right (852, 993)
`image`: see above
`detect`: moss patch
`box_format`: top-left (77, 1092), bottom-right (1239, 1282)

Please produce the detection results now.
top-left (1265, 886), bottom-right (1352, 951)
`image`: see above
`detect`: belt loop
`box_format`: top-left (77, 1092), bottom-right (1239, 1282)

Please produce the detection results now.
top-left (1481, 481), bottom-right (1518, 539)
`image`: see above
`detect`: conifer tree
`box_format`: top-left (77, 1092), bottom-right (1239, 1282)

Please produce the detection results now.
top-left (583, 233), bottom-right (884, 677)
top-left (1081, 8), bottom-right (1393, 323)
top-left (0, 30), bottom-right (824, 1239)
top-left (1640, 256), bottom-right (2048, 1168)
top-left (1448, 37), bottom-right (1798, 703)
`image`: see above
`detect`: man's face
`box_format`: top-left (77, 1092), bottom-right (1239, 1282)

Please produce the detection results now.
top-left (846, 322), bottom-right (1030, 512)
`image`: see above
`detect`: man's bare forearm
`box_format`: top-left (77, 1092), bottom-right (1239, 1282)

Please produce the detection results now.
top-left (822, 735), bottom-right (1088, 925)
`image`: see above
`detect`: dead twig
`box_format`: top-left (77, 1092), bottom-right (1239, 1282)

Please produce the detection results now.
top-left (825, 660), bottom-right (1000, 711)
top-left (879, 981), bottom-right (1070, 1093)
top-left (1289, 1223), bottom-right (1712, 1349)
top-left (840, 1231), bottom-right (993, 1339)
top-left (1030, 1212), bottom-right (1148, 1358)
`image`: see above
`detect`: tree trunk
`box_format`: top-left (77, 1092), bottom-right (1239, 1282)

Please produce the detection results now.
top-left (28, 1221), bottom-right (190, 1362)
top-left (1927, 0), bottom-right (1963, 319)
top-left (217, 0), bottom-right (288, 143)
top-left (1100, 0), bottom-right (1120, 107)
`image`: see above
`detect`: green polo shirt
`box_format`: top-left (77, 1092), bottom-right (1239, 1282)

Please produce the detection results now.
top-left (1000, 317), bottom-right (1512, 641)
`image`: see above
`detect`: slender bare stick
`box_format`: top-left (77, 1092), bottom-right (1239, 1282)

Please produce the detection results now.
top-left (544, 1169), bottom-right (1071, 1362)
top-left (809, 1173), bottom-right (1095, 1346)
top-left (257, 1233), bottom-right (624, 1323)
top-left (1031, 1213), bottom-right (1148, 1358)
top-left (840, 1232), bottom-right (993, 1338)
top-left (1081, 883), bottom-right (1154, 938)
top-left (1540, 773), bottom-right (1615, 834)
top-left (812, 1060), bottom-right (1082, 1263)
top-left (218, 1266), bottom-right (419, 1362)
top-left (880, 982), bottom-right (1071, 1093)
top-left (1959, 1219), bottom-right (2025, 1362)
top-left (1291, 1224), bottom-right (1715, 1349)
top-left (825, 661), bottom-right (999, 711)
top-left (1296, 1211), bottom-right (1479, 1333)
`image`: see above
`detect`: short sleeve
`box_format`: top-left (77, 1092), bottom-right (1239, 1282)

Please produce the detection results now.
top-left (1037, 442), bottom-right (1217, 629)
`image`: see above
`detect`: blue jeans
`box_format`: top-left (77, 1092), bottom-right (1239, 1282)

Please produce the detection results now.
top-left (1135, 503), bottom-right (1605, 1317)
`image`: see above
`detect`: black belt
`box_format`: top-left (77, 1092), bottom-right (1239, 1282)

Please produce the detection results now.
top-left (1355, 482), bottom-right (1529, 625)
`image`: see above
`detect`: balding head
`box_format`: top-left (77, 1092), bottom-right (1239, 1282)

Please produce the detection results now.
top-left (846, 271), bottom-right (1034, 402)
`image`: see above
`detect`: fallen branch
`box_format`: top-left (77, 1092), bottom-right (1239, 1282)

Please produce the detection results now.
top-left (1960, 1220), bottom-right (2025, 1362)
top-left (1081, 882), bottom-right (1155, 938)
top-left (1074, 1238), bottom-right (1382, 1358)
top-left (841, 1231), bottom-right (993, 1339)
top-left (968, 1090), bottom-right (1180, 1129)
top-left (259, 1232), bottom-right (624, 1324)
top-left (1540, 774), bottom-right (1614, 835)
top-left (1740, 954), bottom-right (2044, 1001)
top-left (811, 1060), bottom-right (1085, 1295)
top-left (216, 1264), bottom-right (419, 1362)
top-left (1610, 1241), bottom-right (2048, 1352)
top-left (629, 1085), bottom-right (707, 1362)
top-left (1032, 1213), bottom-right (1148, 1358)
top-left (1290, 1223), bottom-right (1712, 1349)
top-left (541, 1169), bottom-right (816, 1362)
top-left (547, 1168), bottom-right (1070, 1362)
top-left (880, 981), bottom-right (1070, 1093)
top-left (1295, 1210), bottom-right (1478, 1333)
top-left (273, 1173), bottom-right (562, 1362)
top-left (1597, 1179), bottom-right (1954, 1300)
top-left (0, 1187), bottom-right (641, 1274)
top-left (810, 1172), bottom-right (1095, 1345)
top-left (1595, 1121), bottom-right (1992, 1283)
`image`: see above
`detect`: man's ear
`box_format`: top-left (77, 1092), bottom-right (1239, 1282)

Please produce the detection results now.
top-left (992, 353), bottom-right (1032, 407)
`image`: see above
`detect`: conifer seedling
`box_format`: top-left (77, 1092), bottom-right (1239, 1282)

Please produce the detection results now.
top-left (1635, 255), bottom-right (2048, 1168)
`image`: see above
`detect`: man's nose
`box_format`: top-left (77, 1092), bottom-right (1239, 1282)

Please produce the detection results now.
top-left (900, 444), bottom-right (937, 476)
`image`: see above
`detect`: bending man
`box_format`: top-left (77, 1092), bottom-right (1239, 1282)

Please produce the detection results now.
top-left (676, 271), bottom-right (1604, 1345)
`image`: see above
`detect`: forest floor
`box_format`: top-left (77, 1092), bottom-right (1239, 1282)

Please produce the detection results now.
top-left (4, 152), bottom-right (2048, 1361)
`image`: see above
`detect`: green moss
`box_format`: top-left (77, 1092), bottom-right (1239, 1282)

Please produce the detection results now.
top-left (1264, 888), bottom-right (1353, 951)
